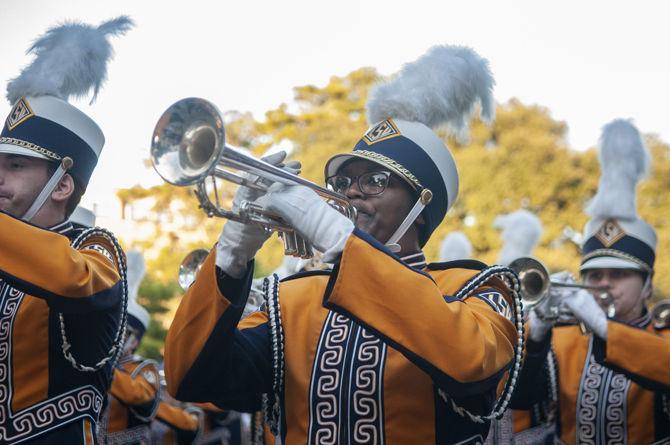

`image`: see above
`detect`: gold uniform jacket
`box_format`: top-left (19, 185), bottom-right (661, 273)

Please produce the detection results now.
top-left (152, 400), bottom-right (200, 445)
top-left (0, 212), bottom-right (124, 444)
top-left (165, 230), bottom-right (519, 444)
top-left (511, 314), bottom-right (670, 444)
top-left (103, 356), bottom-right (160, 445)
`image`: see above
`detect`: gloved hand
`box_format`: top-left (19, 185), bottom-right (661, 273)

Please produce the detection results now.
top-left (215, 151), bottom-right (300, 278)
top-left (562, 288), bottom-right (609, 340)
top-left (257, 183), bottom-right (354, 262)
top-left (527, 271), bottom-right (575, 341)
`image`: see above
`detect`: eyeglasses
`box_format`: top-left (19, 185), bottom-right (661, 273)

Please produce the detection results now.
top-left (326, 171), bottom-right (392, 196)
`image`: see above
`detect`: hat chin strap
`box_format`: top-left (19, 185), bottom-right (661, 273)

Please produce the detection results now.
top-left (385, 196), bottom-right (426, 253)
top-left (22, 157), bottom-right (73, 223)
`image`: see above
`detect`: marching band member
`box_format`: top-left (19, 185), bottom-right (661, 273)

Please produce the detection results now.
top-left (69, 205), bottom-right (97, 231)
top-left (152, 399), bottom-right (202, 445)
top-left (490, 210), bottom-right (554, 444)
top-left (165, 45), bottom-right (524, 444)
top-left (511, 119), bottom-right (670, 444)
top-left (439, 231), bottom-right (473, 262)
top-left (102, 251), bottom-right (161, 445)
top-left (0, 17), bottom-right (131, 444)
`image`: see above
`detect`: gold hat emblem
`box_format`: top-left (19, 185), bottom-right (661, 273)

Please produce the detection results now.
top-left (6, 97), bottom-right (34, 131)
top-left (595, 219), bottom-right (626, 247)
top-left (363, 119), bottom-right (401, 145)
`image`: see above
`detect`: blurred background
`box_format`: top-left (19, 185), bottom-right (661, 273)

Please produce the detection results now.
top-left (3, 0), bottom-right (669, 358)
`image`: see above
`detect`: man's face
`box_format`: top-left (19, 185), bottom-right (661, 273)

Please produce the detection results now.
top-left (583, 268), bottom-right (650, 322)
top-left (0, 153), bottom-right (50, 218)
top-left (333, 159), bottom-right (416, 244)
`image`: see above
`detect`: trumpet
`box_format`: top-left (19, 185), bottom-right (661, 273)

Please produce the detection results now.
top-left (508, 257), bottom-right (613, 321)
top-left (178, 249), bottom-right (209, 291)
top-left (151, 97), bottom-right (356, 258)
top-left (178, 249), bottom-right (264, 314)
top-left (652, 299), bottom-right (670, 330)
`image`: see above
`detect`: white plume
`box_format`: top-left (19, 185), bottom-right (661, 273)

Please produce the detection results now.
top-left (439, 231), bottom-right (473, 261)
top-left (494, 210), bottom-right (543, 265)
top-left (367, 45), bottom-right (495, 142)
top-left (7, 16), bottom-right (134, 104)
top-left (125, 250), bottom-right (146, 302)
top-left (585, 119), bottom-right (650, 220)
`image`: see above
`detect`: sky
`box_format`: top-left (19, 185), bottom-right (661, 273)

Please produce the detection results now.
top-left (2, 0), bottom-right (669, 219)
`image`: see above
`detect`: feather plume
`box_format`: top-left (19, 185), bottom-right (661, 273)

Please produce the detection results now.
top-left (494, 210), bottom-right (543, 265)
top-left (125, 250), bottom-right (146, 302)
top-left (585, 119), bottom-right (650, 220)
top-left (439, 231), bottom-right (473, 261)
top-left (367, 45), bottom-right (495, 142)
top-left (7, 16), bottom-right (134, 104)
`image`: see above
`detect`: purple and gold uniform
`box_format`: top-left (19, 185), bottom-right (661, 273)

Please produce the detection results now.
top-left (103, 356), bottom-right (160, 445)
top-left (0, 215), bottom-right (124, 444)
top-left (153, 401), bottom-right (200, 445)
top-left (513, 314), bottom-right (670, 444)
top-left (165, 230), bottom-right (519, 444)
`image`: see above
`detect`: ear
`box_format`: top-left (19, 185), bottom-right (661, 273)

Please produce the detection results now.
top-left (50, 173), bottom-right (74, 204)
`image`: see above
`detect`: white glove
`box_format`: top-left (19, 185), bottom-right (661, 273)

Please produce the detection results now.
top-left (563, 289), bottom-right (609, 340)
top-left (527, 271), bottom-right (576, 341)
top-left (528, 309), bottom-right (553, 342)
top-left (215, 151), bottom-right (300, 278)
top-left (257, 183), bottom-right (354, 262)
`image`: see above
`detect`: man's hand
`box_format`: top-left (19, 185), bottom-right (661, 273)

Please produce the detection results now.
top-left (257, 184), bottom-right (354, 262)
top-left (563, 289), bottom-right (608, 340)
top-left (528, 271), bottom-right (575, 342)
top-left (215, 151), bottom-right (300, 278)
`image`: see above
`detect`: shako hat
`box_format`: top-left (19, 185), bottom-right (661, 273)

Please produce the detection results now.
top-left (325, 45), bottom-right (495, 248)
top-left (580, 119), bottom-right (656, 274)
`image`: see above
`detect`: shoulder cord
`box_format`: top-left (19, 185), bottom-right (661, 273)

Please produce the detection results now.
top-left (60, 227), bottom-right (128, 372)
top-left (262, 274), bottom-right (284, 437)
top-left (440, 265), bottom-right (525, 423)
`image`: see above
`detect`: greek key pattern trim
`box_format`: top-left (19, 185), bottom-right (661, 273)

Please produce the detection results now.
top-left (0, 281), bottom-right (103, 444)
top-left (576, 338), bottom-right (631, 445)
top-left (308, 311), bottom-right (351, 445)
top-left (350, 326), bottom-right (386, 445)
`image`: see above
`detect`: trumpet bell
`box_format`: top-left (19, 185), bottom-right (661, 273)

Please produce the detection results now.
top-left (508, 256), bottom-right (550, 308)
top-left (178, 248), bottom-right (210, 290)
top-left (652, 299), bottom-right (670, 330)
top-left (151, 98), bottom-right (225, 186)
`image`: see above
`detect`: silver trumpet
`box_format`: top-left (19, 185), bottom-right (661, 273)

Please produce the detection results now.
top-left (508, 257), bottom-right (613, 325)
top-left (178, 249), bottom-right (264, 314)
top-left (151, 97), bottom-right (356, 258)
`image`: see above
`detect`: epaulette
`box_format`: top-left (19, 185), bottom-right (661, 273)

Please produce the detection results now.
top-left (427, 259), bottom-right (488, 271)
top-left (279, 269), bottom-right (332, 283)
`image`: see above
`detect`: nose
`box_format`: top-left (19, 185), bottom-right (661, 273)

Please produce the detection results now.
top-left (344, 178), bottom-right (364, 199)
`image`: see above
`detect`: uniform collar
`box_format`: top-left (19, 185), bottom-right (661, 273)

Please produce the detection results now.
top-left (400, 251), bottom-right (427, 270)
top-left (48, 219), bottom-right (75, 236)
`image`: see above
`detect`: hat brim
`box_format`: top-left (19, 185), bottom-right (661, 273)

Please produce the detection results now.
top-left (324, 153), bottom-right (418, 191)
top-left (0, 142), bottom-right (51, 160)
top-left (580, 255), bottom-right (645, 272)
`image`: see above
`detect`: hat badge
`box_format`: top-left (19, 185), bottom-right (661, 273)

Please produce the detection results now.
top-left (363, 119), bottom-right (401, 145)
top-left (6, 98), bottom-right (34, 131)
top-left (595, 219), bottom-right (626, 247)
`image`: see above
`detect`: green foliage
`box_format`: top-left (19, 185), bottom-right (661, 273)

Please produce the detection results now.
top-left (135, 276), bottom-right (179, 360)
top-left (120, 66), bottom-right (670, 360)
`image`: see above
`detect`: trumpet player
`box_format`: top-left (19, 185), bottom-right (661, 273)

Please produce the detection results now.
top-left (511, 119), bottom-right (670, 444)
top-left (165, 45), bottom-right (523, 444)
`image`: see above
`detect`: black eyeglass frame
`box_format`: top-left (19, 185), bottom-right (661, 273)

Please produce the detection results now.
top-left (326, 170), bottom-right (393, 196)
